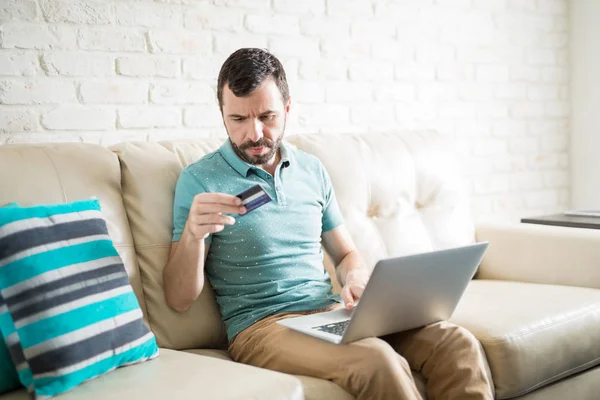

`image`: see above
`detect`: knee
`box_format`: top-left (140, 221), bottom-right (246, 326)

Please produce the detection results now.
top-left (445, 324), bottom-right (483, 354)
top-left (357, 338), bottom-right (409, 376)
top-left (341, 340), bottom-right (414, 399)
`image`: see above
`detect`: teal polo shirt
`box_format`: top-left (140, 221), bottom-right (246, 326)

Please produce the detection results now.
top-left (172, 139), bottom-right (344, 341)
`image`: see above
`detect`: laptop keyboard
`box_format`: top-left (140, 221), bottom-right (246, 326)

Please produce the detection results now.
top-left (312, 320), bottom-right (350, 336)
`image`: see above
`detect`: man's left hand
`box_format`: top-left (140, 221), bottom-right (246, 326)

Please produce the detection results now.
top-left (341, 268), bottom-right (370, 310)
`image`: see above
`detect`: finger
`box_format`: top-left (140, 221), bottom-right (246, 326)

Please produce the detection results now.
top-left (188, 223), bottom-right (224, 238)
top-left (195, 193), bottom-right (242, 206)
top-left (206, 224), bottom-right (225, 234)
top-left (341, 286), bottom-right (354, 309)
top-left (191, 214), bottom-right (236, 226)
top-left (351, 286), bottom-right (365, 300)
top-left (193, 203), bottom-right (246, 215)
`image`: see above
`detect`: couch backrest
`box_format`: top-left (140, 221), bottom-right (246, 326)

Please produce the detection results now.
top-left (109, 131), bottom-right (475, 350)
top-left (0, 144), bottom-right (148, 319)
top-left (0, 132), bottom-right (474, 350)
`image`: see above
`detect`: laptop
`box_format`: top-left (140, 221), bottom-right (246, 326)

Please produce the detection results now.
top-left (276, 242), bottom-right (489, 344)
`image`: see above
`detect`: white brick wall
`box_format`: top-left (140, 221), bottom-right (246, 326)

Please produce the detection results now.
top-left (0, 0), bottom-right (570, 223)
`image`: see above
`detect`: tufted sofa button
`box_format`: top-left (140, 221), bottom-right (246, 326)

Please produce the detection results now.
top-left (367, 204), bottom-right (381, 219)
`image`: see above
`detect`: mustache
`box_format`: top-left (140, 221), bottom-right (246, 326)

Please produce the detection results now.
top-left (239, 138), bottom-right (273, 151)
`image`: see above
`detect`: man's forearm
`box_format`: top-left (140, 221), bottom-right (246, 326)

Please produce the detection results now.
top-left (335, 250), bottom-right (369, 287)
top-left (163, 226), bottom-right (206, 313)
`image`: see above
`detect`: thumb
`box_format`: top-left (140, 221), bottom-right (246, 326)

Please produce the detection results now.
top-left (341, 286), bottom-right (354, 309)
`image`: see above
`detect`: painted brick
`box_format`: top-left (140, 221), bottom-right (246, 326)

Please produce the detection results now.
top-left (0, 0), bottom-right (38, 21)
top-left (79, 27), bottom-right (146, 52)
top-left (296, 104), bottom-right (349, 126)
top-left (245, 14), bottom-right (300, 35)
top-left (300, 16), bottom-right (349, 37)
top-left (80, 81), bottom-right (148, 104)
top-left (374, 83), bottom-right (415, 102)
top-left (0, 108), bottom-right (39, 133)
top-left (0, 53), bottom-right (41, 76)
top-left (183, 56), bottom-right (224, 81)
top-left (212, 0), bottom-right (271, 10)
top-left (41, 107), bottom-right (114, 130)
top-left (351, 103), bottom-right (395, 125)
top-left (395, 64), bottom-right (435, 81)
top-left (270, 36), bottom-right (319, 58)
top-left (351, 20), bottom-right (395, 39)
top-left (150, 82), bottom-right (215, 104)
top-left (326, 82), bottom-right (372, 103)
top-left (117, 56), bottom-right (179, 78)
top-left (184, 105), bottom-right (223, 128)
top-left (299, 59), bottom-right (347, 81)
top-left (274, 0), bottom-right (326, 14)
top-left (148, 30), bottom-right (211, 55)
top-left (118, 107), bottom-right (181, 129)
top-left (214, 32), bottom-right (268, 56)
top-left (185, 4), bottom-right (244, 31)
top-left (42, 52), bottom-right (114, 77)
top-left (321, 38), bottom-right (370, 60)
top-left (348, 61), bottom-right (394, 82)
top-left (327, 0), bottom-right (373, 17)
top-left (116, 3), bottom-right (183, 28)
top-left (294, 82), bottom-right (326, 103)
top-left (39, 0), bottom-right (113, 24)
top-left (511, 102), bottom-right (545, 118)
top-left (1, 24), bottom-right (77, 50)
top-left (0, 80), bottom-right (77, 104)
top-left (476, 65), bottom-right (509, 83)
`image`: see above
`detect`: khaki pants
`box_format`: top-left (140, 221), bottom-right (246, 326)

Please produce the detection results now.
top-left (229, 304), bottom-right (494, 400)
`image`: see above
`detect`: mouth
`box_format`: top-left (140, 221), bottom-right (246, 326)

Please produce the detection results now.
top-left (247, 146), bottom-right (265, 155)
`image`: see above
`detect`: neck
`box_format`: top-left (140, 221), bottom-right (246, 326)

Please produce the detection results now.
top-left (260, 150), bottom-right (280, 176)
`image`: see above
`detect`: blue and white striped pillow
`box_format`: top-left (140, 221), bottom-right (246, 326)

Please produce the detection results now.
top-left (0, 199), bottom-right (159, 398)
top-left (0, 202), bottom-right (21, 394)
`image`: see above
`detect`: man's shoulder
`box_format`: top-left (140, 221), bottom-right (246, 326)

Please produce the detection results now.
top-left (182, 148), bottom-right (225, 176)
top-left (177, 149), bottom-right (226, 190)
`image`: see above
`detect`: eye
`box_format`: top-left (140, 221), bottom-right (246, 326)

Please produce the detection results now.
top-left (260, 114), bottom-right (275, 121)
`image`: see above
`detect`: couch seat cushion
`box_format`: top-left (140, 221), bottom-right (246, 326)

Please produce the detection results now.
top-left (185, 349), bottom-right (428, 399)
top-left (451, 280), bottom-right (600, 399)
top-left (0, 349), bottom-right (302, 400)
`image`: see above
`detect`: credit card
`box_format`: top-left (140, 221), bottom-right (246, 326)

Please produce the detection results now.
top-left (235, 184), bottom-right (273, 214)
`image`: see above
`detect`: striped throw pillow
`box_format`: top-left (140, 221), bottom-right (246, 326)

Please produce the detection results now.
top-left (0, 202), bottom-right (21, 394)
top-left (0, 199), bottom-right (159, 398)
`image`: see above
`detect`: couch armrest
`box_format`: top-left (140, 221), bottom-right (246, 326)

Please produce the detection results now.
top-left (0, 349), bottom-right (303, 400)
top-left (475, 222), bottom-right (600, 289)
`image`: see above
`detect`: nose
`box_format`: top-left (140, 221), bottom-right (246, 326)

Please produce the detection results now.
top-left (248, 119), bottom-right (263, 142)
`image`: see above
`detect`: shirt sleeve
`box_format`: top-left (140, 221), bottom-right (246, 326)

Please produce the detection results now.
top-left (320, 162), bottom-right (344, 232)
top-left (171, 167), bottom-right (212, 244)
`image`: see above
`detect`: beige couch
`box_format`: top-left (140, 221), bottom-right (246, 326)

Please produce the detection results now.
top-left (1, 131), bottom-right (600, 400)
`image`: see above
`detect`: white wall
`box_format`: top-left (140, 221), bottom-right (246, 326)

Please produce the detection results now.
top-left (0, 0), bottom-right (570, 222)
top-left (570, 0), bottom-right (600, 209)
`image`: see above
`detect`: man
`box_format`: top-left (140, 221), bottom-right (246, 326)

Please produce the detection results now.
top-left (163, 48), bottom-right (494, 400)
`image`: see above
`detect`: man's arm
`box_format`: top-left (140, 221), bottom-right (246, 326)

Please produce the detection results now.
top-left (163, 192), bottom-right (246, 313)
top-left (163, 231), bottom-right (211, 313)
top-left (321, 225), bottom-right (370, 309)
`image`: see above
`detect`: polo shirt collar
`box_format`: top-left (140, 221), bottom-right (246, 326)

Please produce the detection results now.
top-left (219, 139), bottom-right (292, 177)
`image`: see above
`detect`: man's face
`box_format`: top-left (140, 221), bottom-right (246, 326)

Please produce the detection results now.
top-left (221, 78), bottom-right (290, 166)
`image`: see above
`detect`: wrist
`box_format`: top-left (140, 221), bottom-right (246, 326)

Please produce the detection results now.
top-left (183, 222), bottom-right (208, 244)
top-left (343, 266), bottom-right (369, 286)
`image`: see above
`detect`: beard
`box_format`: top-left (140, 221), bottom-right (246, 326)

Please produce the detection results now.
top-left (229, 120), bottom-right (286, 166)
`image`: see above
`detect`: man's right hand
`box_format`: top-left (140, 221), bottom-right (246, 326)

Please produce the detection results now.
top-left (185, 193), bottom-right (246, 241)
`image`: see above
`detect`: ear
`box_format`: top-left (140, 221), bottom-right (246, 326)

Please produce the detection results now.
top-left (285, 96), bottom-right (291, 114)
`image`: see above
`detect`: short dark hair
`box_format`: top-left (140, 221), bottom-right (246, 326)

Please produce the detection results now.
top-left (217, 48), bottom-right (289, 111)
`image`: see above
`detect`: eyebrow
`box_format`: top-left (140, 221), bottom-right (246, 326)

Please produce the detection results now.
top-left (227, 110), bottom-right (279, 119)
